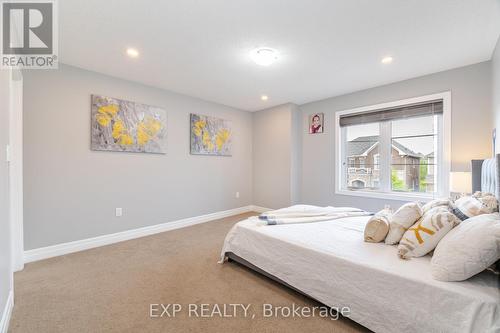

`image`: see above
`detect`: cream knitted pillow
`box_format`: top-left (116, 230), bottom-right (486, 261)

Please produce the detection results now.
top-left (385, 202), bottom-right (422, 245)
top-left (397, 206), bottom-right (459, 259)
top-left (364, 208), bottom-right (391, 243)
top-left (452, 193), bottom-right (499, 221)
top-left (472, 191), bottom-right (498, 212)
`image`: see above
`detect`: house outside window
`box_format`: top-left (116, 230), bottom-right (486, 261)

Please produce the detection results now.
top-left (359, 157), bottom-right (366, 169)
top-left (335, 93), bottom-right (450, 200)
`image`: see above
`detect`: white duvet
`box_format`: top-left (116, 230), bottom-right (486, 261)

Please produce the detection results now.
top-left (220, 215), bottom-right (500, 333)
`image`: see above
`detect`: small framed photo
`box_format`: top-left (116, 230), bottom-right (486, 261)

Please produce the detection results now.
top-left (309, 113), bottom-right (324, 134)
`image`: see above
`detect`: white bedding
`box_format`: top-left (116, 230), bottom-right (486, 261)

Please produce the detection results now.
top-left (221, 215), bottom-right (500, 333)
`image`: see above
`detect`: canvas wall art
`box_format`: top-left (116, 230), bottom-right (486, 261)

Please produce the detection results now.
top-left (190, 113), bottom-right (232, 156)
top-left (91, 95), bottom-right (167, 154)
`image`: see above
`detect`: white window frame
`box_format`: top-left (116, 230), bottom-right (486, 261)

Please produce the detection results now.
top-left (335, 92), bottom-right (451, 202)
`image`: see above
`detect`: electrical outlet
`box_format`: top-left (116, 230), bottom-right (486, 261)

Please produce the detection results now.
top-left (235, 192), bottom-right (240, 198)
top-left (115, 208), bottom-right (123, 217)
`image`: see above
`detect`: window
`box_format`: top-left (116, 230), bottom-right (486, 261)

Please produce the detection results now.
top-left (344, 123), bottom-right (379, 190)
top-left (359, 157), bottom-right (366, 168)
top-left (336, 93), bottom-right (450, 200)
top-left (391, 116), bottom-right (437, 193)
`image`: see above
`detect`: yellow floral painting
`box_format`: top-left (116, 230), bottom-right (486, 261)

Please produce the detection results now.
top-left (91, 95), bottom-right (167, 153)
top-left (190, 114), bottom-right (232, 156)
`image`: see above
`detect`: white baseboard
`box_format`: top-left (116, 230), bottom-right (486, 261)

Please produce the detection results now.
top-left (249, 205), bottom-right (272, 213)
top-left (24, 205), bottom-right (259, 264)
top-left (0, 291), bottom-right (13, 333)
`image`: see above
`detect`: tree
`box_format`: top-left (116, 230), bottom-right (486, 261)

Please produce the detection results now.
top-left (391, 169), bottom-right (406, 191)
top-left (419, 163), bottom-right (428, 192)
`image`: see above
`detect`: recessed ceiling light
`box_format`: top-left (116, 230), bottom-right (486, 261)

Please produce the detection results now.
top-left (381, 56), bottom-right (393, 64)
top-left (126, 48), bottom-right (139, 58)
top-left (251, 48), bottom-right (278, 66)
top-left (261, 95), bottom-right (269, 101)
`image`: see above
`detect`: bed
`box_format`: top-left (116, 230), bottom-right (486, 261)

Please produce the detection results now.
top-left (220, 157), bottom-right (500, 333)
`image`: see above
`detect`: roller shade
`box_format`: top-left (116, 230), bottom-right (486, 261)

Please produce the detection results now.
top-left (339, 100), bottom-right (443, 127)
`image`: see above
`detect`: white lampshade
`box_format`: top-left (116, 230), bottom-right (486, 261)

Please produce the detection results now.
top-left (450, 172), bottom-right (472, 194)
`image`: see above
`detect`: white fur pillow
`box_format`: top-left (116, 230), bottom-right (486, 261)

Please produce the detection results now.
top-left (398, 206), bottom-right (459, 259)
top-left (385, 202), bottom-right (422, 245)
top-left (431, 213), bottom-right (500, 281)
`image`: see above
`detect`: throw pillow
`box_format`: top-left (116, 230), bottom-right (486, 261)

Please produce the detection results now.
top-left (364, 208), bottom-right (391, 243)
top-left (430, 213), bottom-right (500, 281)
top-left (397, 206), bottom-right (459, 259)
top-left (385, 202), bottom-right (422, 245)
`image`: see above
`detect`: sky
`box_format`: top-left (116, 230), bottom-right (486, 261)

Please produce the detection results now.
top-left (346, 116), bottom-right (436, 156)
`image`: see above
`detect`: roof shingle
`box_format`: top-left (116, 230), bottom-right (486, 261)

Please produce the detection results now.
top-left (347, 135), bottom-right (421, 158)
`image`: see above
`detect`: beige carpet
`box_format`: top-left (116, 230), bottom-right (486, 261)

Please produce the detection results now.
top-left (9, 212), bottom-right (369, 333)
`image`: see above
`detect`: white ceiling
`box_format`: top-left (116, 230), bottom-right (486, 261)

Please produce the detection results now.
top-left (60, 0), bottom-right (500, 111)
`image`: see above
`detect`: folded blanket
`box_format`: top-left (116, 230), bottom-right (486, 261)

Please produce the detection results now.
top-left (260, 204), bottom-right (365, 219)
top-left (260, 205), bottom-right (372, 225)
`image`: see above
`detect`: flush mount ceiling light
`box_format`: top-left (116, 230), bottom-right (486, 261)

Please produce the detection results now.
top-left (251, 48), bottom-right (279, 66)
top-left (381, 56), bottom-right (393, 64)
top-left (261, 95), bottom-right (269, 101)
top-left (126, 48), bottom-right (139, 58)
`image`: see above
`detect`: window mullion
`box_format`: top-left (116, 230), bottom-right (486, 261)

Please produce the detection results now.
top-left (435, 115), bottom-right (442, 198)
top-left (379, 121), bottom-right (392, 193)
top-left (340, 126), bottom-right (347, 190)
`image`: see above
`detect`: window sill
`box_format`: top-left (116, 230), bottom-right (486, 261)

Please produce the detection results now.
top-left (335, 189), bottom-right (442, 202)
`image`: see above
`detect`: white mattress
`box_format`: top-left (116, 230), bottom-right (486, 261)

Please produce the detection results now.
top-left (221, 216), bottom-right (500, 333)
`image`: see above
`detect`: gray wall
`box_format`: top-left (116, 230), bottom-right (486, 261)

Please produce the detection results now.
top-left (23, 64), bottom-right (253, 250)
top-left (252, 104), bottom-right (292, 209)
top-left (493, 38), bottom-right (500, 153)
top-left (252, 103), bottom-right (301, 209)
top-left (0, 69), bottom-right (12, 322)
top-left (300, 61), bottom-right (493, 212)
top-left (290, 104), bottom-right (302, 205)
